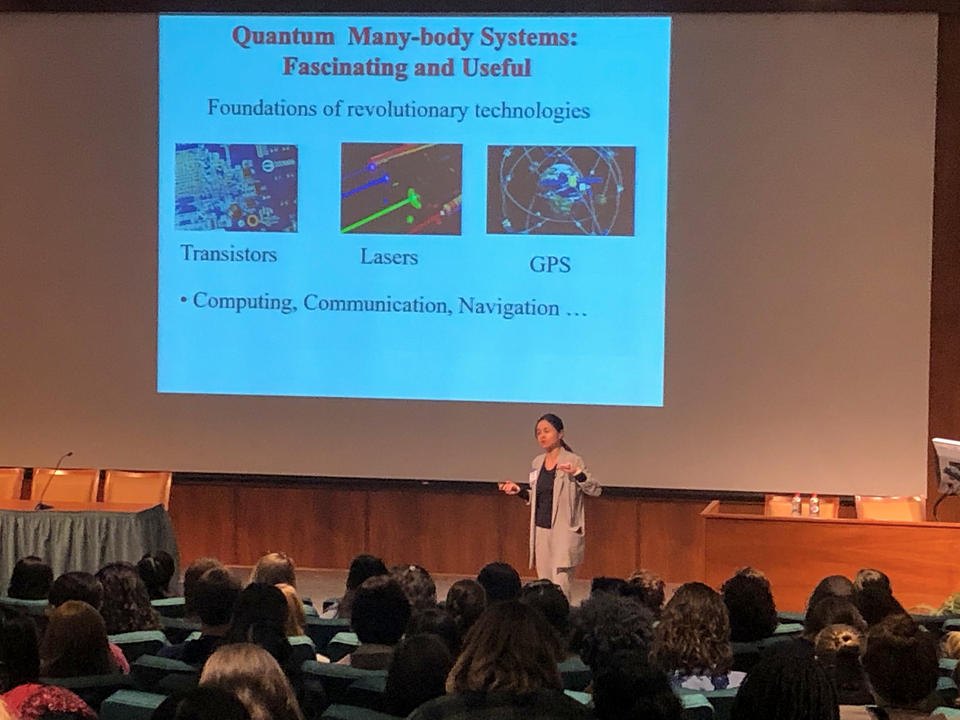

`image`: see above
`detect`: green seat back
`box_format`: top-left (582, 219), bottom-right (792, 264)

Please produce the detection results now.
top-left (99, 689), bottom-right (167, 720)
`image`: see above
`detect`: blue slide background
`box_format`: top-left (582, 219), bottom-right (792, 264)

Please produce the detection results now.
top-left (158, 15), bottom-right (670, 406)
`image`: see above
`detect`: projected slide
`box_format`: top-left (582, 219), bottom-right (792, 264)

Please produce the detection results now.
top-left (158, 15), bottom-right (670, 406)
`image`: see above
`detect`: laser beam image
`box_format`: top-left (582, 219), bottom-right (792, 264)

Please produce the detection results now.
top-left (340, 143), bottom-right (462, 235)
top-left (487, 146), bottom-right (635, 236)
top-left (174, 144), bottom-right (298, 232)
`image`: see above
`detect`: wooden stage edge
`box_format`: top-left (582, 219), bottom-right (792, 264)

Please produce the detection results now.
top-left (166, 481), bottom-right (960, 613)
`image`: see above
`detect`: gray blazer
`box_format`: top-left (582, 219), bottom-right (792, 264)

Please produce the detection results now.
top-left (527, 448), bottom-right (602, 568)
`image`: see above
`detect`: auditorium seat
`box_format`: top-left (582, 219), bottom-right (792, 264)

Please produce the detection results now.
top-left (158, 615), bottom-right (201, 643)
top-left (108, 630), bottom-right (170, 663)
top-left (321, 704), bottom-right (398, 720)
top-left (855, 495), bottom-right (925, 522)
top-left (558, 656), bottom-right (592, 691)
top-left (938, 676), bottom-right (958, 706)
top-left (325, 630), bottom-right (360, 661)
top-left (0, 467), bottom-right (24, 500)
top-left (40, 672), bottom-right (134, 712)
top-left (102, 470), bottom-right (172, 509)
top-left (0, 596), bottom-right (48, 617)
top-left (677, 692), bottom-right (714, 720)
top-left (301, 660), bottom-right (386, 705)
top-left (732, 634), bottom-right (795, 673)
top-left (940, 658), bottom-right (957, 676)
top-left (131, 655), bottom-right (198, 694)
top-left (99, 689), bottom-right (167, 720)
top-left (151, 596), bottom-right (186, 618)
top-left (305, 617), bottom-right (352, 654)
top-left (934, 707), bottom-right (960, 719)
top-left (701, 688), bottom-right (738, 720)
top-left (30, 467), bottom-right (99, 504)
top-left (341, 674), bottom-right (387, 712)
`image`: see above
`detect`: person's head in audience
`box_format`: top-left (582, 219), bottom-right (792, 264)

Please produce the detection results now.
top-left (806, 575), bottom-right (854, 615)
top-left (200, 643), bottom-right (304, 720)
top-left (814, 624), bottom-right (873, 705)
top-left (47, 572), bottom-right (104, 611)
top-left (852, 570), bottom-right (907, 626)
top-left (591, 577), bottom-right (626, 596)
top-left (575, 593), bottom-right (656, 676)
top-left (193, 567), bottom-right (241, 634)
top-left (351, 575), bottom-right (411, 647)
top-left (7, 556), bottom-right (53, 600)
top-left (730, 645), bottom-right (839, 720)
top-left (941, 630), bottom-right (960, 660)
top-left (721, 567), bottom-right (778, 642)
top-left (248, 552), bottom-right (296, 588)
top-left (804, 596), bottom-right (867, 641)
top-left (445, 579), bottom-right (486, 647)
top-left (138, 551), bottom-right (176, 600)
top-left (477, 562), bottom-right (521, 603)
top-left (338, 554), bottom-right (388, 619)
top-left (39, 600), bottom-right (114, 678)
top-left (183, 557), bottom-right (225, 617)
top-left (0, 614), bottom-right (40, 691)
top-left (223, 583), bottom-right (291, 667)
top-left (151, 687), bottom-right (250, 720)
top-left (8, 684), bottom-right (97, 720)
top-left (446, 600), bottom-right (563, 694)
top-left (621, 569), bottom-right (666, 617)
top-left (407, 608), bottom-right (459, 655)
top-left (520, 579), bottom-right (571, 648)
top-left (390, 563), bottom-right (437, 612)
top-left (384, 633), bottom-right (453, 717)
top-left (592, 650), bottom-right (683, 720)
top-left (651, 582), bottom-right (733, 681)
top-left (275, 583), bottom-right (305, 638)
top-left (96, 561), bottom-right (161, 634)
top-left (862, 614), bottom-right (939, 711)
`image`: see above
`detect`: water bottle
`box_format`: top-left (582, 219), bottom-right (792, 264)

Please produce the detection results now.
top-left (809, 493), bottom-right (820, 518)
top-left (791, 493), bottom-right (802, 516)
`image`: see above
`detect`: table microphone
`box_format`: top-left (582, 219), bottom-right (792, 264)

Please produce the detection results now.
top-left (34, 450), bottom-right (73, 511)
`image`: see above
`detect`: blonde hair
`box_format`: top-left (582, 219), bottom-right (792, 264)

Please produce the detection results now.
top-left (276, 583), bottom-right (306, 637)
top-left (248, 552), bottom-right (296, 587)
top-left (200, 643), bottom-right (303, 720)
top-left (940, 630), bottom-right (960, 660)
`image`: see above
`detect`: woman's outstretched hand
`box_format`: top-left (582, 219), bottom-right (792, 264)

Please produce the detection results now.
top-left (498, 481), bottom-right (521, 495)
top-left (557, 462), bottom-right (580, 476)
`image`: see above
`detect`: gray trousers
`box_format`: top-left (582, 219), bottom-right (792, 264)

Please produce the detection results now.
top-left (535, 525), bottom-right (576, 599)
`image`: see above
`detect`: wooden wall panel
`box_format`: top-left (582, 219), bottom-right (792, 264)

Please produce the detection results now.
top-left (168, 482), bottom-right (238, 566)
top-left (638, 499), bottom-right (706, 582)
top-left (497, 492), bottom-right (534, 575)
top-left (579, 496), bottom-right (641, 579)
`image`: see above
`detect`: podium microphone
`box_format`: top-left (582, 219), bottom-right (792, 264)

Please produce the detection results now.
top-left (34, 451), bottom-right (73, 511)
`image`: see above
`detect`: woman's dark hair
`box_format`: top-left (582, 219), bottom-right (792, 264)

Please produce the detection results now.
top-left (406, 608), bottom-right (458, 655)
top-left (389, 564), bottom-right (437, 612)
top-left (384, 633), bottom-right (453, 717)
top-left (222, 583), bottom-right (292, 667)
top-left (814, 624), bottom-right (873, 705)
top-left (476, 562), bottom-right (521, 603)
top-left (520, 579), bottom-right (571, 639)
top-left (574, 593), bottom-right (656, 675)
top-left (853, 583), bottom-right (907, 627)
top-left (622, 569), bottom-right (666, 616)
top-left (192, 567), bottom-right (241, 628)
top-left (48, 572), bottom-right (103, 610)
top-left (248, 553), bottom-right (296, 588)
top-left (183, 557), bottom-right (224, 617)
top-left (151, 687), bottom-right (251, 720)
top-left (730, 645), bottom-right (839, 720)
top-left (593, 650), bottom-right (683, 720)
top-left (862, 614), bottom-right (938, 707)
top-left (350, 576), bottom-right (411, 646)
top-left (96, 561), bottom-right (161, 634)
top-left (40, 600), bottom-right (114, 678)
top-left (337, 554), bottom-right (388, 619)
top-left (447, 600), bottom-right (563, 694)
top-left (0, 614), bottom-right (40, 690)
top-left (7, 556), bottom-right (53, 600)
top-left (445, 579), bottom-right (486, 645)
top-left (138, 551), bottom-right (176, 600)
top-left (806, 575), bottom-right (854, 615)
top-left (804, 596), bottom-right (867, 640)
top-left (536, 413), bottom-right (572, 451)
top-left (721, 569), bottom-right (778, 642)
top-left (651, 582), bottom-right (733, 678)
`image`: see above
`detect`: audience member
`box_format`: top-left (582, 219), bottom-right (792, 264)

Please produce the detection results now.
top-left (222, 583), bottom-right (293, 669)
top-left (384, 633), bottom-right (453, 717)
top-left (445, 578), bottom-right (486, 647)
top-left (477, 561), bottom-right (521, 603)
top-left (853, 569), bottom-right (908, 626)
top-left (96, 561), bottom-right (162, 634)
top-left (940, 630), bottom-right (960, 660)
top-left (0, 615), bottom-right (40, 694)
top-left (138, 551), bottom-right (177, 600)
top-left (409, 601), bottom-right (587, 720)
top-left (343, 575), bottom-right (411, 670)
top-left (39, 600), bottom-right (119, 677)
top-left (814, 624), bottom-right (873, 705)
top-left (276, 583), bottom-right (306, 637)
top-left (731, 645), bottom-right (840, 720)
top-left (407, 608), bottom-right (459, 655)
top-left (722, 567), bottom-right (779, 642)
top-left (520, 579), bottom-right (571, 647)
top-left (804, 597), bottom-right (868, 643)
top-left (4, 685), bottom-right (96, 720)
top-left (200, 643), bottom-right (304, 720)
top-left (7, 557), bottom-right (53, 600)
top-left (651, 581), bottom-right (745, 691)
top-left (621, 569), bottom-right (666, 617)
top-left (47, 572), bottom-right (103, 611)
top-left (390, 563), bottom-right (437, 612)
top-left (151, 686), bottom-right (250, 720)
top-left (574, 593), bottom-right (656, 675)
top-left (248, 552), bottom-right (296, 588)
top-left (591, 577), bottom-right (627, 596)
top-left (592, 650), bottom-right (683, 720)
top-left (160, 567), bottom-right (240, 665)
top-left (807, 575), bottom-right (855, 615)
top-left (183, 557), bottom-right (225, 618)
top-left (323, 553), bottom-right (388, 619)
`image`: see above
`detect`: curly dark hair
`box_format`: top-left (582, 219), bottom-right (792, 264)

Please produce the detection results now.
top-left (389, 564), bottom-right (437, 612)
top-left (721, 569), bottom-right (778, 642)
top-left (96, 561), bottom-right (161, 634)
top-left (651, 582), bottom-right (733, 678)
top-left (574, 593), bottom-right (655, 675)
top-left (862, 614), bottom-right (938, 706)
top-left (445, 579), bottom-right (486, 646)
top-left (731, 645), bottom-right (839, 720)
top-left (622, 569), bottom-right (666, 616)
